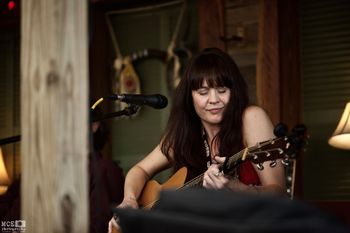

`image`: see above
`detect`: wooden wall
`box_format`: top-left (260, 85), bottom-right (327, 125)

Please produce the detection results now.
top-left (197, 0), bottom-right (226, 50)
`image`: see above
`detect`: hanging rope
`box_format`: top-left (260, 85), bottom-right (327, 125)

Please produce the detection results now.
top-left (166, 0), bottom-right (187, 89)
top-left (105, 0), bottom-right (189, 104)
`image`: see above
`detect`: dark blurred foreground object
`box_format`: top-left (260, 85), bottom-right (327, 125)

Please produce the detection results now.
top-left (114, 189), bottom-right (350, 233)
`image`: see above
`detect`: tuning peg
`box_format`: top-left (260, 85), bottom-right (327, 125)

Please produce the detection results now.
top-left (269, 160), bottom-right (277, 167)
top-left (286, 188), bottom-right (291, 194)
top-left (274, 123), bottom-right (288, 137)
top-left (281, 157), bottom-right (290, 166)
top-left (256, 163), bottom-right (264, 170)
top-left (285, 142), bottom-right (290, 149)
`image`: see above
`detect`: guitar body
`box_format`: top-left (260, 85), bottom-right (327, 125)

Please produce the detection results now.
top-left (138, 167), bottom-right (188, 208)
top-left (111, 167), bottom-right (188, 233)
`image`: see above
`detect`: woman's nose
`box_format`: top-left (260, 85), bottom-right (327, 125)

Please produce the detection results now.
top-left (208, 90), bottom-right (219, 104)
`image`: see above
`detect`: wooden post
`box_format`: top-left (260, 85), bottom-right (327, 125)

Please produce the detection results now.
top-left (257, 0), bottom-right (302, 199)
top-left (21, 1), bottom-right (89, 232)
top-left (278, 0), bottom-right (302, 198)
top-left (256, 0), bottom-right (280, 124)
top-left (278, 0), bottom-right (301, 129)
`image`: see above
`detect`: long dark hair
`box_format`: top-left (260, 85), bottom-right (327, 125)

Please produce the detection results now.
top-left (161, 48), bottom-right (249, 175)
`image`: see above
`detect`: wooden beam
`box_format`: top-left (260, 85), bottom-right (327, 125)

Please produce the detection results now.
top-left (279, 0), bottom-right (301, 128)
top-left (21, 1), bottom-right (89, 232)
top-left (256, 0), bottom-right (280, 124)
top-left (278, 0), bottom-right (302, 198)
top-left (197, 0), bottom-right (226, 50)
top-left (257, 0), bottom-right (303, 199)
top-left (257, 0), bottom-right (301, 126)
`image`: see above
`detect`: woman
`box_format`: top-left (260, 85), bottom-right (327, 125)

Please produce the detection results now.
top-left (108, 47), bottom-right (285, 232)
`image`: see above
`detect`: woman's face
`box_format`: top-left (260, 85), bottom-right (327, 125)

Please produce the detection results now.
top-left (191, 80), bottom-right (231, 127)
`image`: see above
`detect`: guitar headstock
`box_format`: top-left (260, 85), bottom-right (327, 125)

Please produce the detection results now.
top-left (224, 123), bottom-right (308, 173)
top-left (247, 123), bottom-right (307, 170)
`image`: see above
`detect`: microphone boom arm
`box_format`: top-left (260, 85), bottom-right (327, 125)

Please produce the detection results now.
top-left (93, 104), bottom-right (140, 122)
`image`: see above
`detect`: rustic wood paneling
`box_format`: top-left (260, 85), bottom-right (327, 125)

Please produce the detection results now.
top-left (256, 0), bottom-right (280, 124)
top-left (197, 0), bottom-right (226, 50)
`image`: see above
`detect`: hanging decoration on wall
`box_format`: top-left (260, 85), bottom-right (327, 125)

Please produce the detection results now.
top-left (106, 11), bottom-right (142, 111)
top-left (105, 0), bottom-right (191, 110)
top-left (113, 56), bottom-right (141, 110)
top-left (119, 61), bottom-right (139, 94)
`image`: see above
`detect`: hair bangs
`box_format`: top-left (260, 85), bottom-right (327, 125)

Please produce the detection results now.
top-left (189, 54), bottom-right (234, 90)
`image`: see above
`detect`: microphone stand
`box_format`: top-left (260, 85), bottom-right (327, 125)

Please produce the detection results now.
top-left (92, 104), bottom-right (140, 122)
top-left (0, 104), bottom-right (140, 146)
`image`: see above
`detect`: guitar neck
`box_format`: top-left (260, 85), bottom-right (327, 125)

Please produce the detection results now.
top-left (226, 137), bottom-right (287, 168)
top-left (181, 174), bottom-right (204, 189)
top-left (180, 137), bottom-right (288, 189)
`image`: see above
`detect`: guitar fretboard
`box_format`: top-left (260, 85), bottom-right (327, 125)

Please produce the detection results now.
top-left (181, 174), bottom-right (204, 189)
top-left (179, 137), bottom-right (288, 189)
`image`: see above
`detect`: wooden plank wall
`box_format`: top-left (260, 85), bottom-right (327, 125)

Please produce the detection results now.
top-left (256, 0), bottom-right (280, 124)
top-left (197, 0), bottom-right (226, 50)
top-left (224, 0), bottom-right (301, 127)
top-left (21, 1), bottom-right (89, 232)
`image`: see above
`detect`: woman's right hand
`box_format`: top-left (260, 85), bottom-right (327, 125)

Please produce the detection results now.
top-left (108, 197), bottom-right (139, 233)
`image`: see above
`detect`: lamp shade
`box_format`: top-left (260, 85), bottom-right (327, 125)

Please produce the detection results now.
top-left (328, 102), bottom-right (350, 150)
top-left (0, 147), bottom-right (10, 194)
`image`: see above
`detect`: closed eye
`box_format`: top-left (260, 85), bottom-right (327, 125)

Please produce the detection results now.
top-left (217, 87), bottom-right (228, 93)
top-left (197, 88), bottom-right (209, 95)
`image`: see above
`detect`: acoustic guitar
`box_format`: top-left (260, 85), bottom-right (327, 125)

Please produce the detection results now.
top-left (112, 123), bottom-right (306, 232)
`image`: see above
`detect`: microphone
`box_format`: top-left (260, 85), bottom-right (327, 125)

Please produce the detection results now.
top-left (107, 94), bottom-right (168, 109)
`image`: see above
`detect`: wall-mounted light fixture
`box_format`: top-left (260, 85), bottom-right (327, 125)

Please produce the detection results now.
top-left (0, 147), bottom-right (10, 194)
top-left (328, 102), bottom-right (350, 150)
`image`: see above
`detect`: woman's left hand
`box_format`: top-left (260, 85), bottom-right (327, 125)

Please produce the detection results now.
top-left (203, 156), bottom-right (230, 189)
top-left (203, 156), bottom-right (251, 192)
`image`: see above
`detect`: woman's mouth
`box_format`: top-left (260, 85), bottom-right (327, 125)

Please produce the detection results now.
top-left (207, 108), bottom-right (223, 114)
